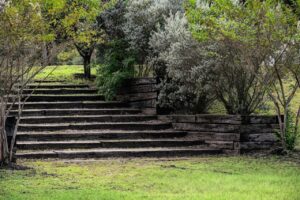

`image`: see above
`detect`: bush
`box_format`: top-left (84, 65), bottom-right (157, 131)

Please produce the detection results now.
top-left (122, 0), bottom-right (183, 65)
top-left (276, 109), bottom-right (300, 151)
top-left (185, 0), bottom-right (267, 115)
top-left (149, 12), bottom-right (215, 113)
top-left (96, 40), bottom-right (135, 100)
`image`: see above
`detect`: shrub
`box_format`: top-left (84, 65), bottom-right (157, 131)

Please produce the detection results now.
top-left (122, 0), bottom-right (183, 65)
top-left (96, 40), bottom-right (135, 100)
top-left (187, 0), bottom-right (300, 150)
top-left (96, 1), bottom-right (136, 100)
top-left (276, 109), bottom-right (299, 151)
top-left (186, 0), bottom-right (267, 115)
top-left (149, 12), bottom-right (215, 113)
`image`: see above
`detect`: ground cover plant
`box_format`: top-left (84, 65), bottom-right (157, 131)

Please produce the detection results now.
top-left (1, 156), bottom-right (300, 200)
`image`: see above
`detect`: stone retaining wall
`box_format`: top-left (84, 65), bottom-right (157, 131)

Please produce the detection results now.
top-left (117, 78), bottom-right (158, 114)
top-left (240, 116), bottom-right (280, 153)
top-left (159, 115), bottom-right (280, 154)
top-left (117, 78), bottom-right (280, 154)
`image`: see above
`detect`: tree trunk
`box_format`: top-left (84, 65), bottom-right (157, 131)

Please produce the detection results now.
top-left (0, 114), bottom-right (7, 164)
top-left (0, 129), bottom-right (3, 163)
top-left (83, 55), bottom-right (91, 79)
top-left (74, 43), bottom-right (94, 80)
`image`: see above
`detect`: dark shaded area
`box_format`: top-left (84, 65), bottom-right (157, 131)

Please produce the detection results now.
top-left (5, 116), bottom-right (16, 149)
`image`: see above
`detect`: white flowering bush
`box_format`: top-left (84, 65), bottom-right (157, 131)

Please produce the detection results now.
top-left (0, 0), bottom-right (7, 13)
top-left (149, 12), bottom-right (215, 113)
top-left (122, 0), bottom-right (183, 65)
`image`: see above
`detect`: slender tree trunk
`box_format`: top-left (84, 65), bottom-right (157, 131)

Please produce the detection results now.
top-left (83, 55), bottom-right (91, 79)
top-left (0, 127), bottom-right (3, 163)
top-left (0, 100), bottom-right (4, 163)
top-left (0, 102), bottom-right (8, 164)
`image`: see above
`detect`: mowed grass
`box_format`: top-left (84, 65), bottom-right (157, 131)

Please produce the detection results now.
top-left (33, 65), bottom-right (97, 84)
top-left (0, 157), bottom-right (299, 200)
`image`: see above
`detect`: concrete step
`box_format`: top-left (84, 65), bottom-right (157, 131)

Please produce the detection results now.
top-left (18, 122), bottom-right (172, 132)
top-left (21, 88), bottom-right (98, 95)
top-left (20, 115), bottom-right (157, 124)
top-left (22, 84), bottom-right (89, 89)
top-left (15, 147), bottom-right (222, 159)
top-left (17, 139), bottom-right (207, 150)
top-left (10, 108), bottom-right (141, 117)
top-left (20, 94), bottom-right (105, 102)
top-left (17, 130), bottom-right (188, 141)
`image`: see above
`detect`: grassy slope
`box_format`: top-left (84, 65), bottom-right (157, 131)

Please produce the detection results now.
top-left (33, 65), bottom-right (97, 84)
top-left (0, 157), bottom-right (299, 200)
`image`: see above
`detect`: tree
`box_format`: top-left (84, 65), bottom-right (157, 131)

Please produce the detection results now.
top-left (44, 0), bottom-right (115, 79)
top-left (96, 1), bottom-right (136, 100)
top-left (0, 0), bottom-right (55, 165)
top-left (187, 0), bottom-right (300, 150)
top-left (186, 0), bottom-right (267, 115)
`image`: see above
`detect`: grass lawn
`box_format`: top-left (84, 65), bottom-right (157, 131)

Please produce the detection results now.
top-left (0, 156), bottom-right (300, 200)
top-left (33, 65), bottom-right (97, 84)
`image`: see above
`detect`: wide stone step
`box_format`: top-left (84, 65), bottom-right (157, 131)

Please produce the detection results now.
top-left (18, 122), bottom-right (172, 132)
top-left (8, 101), bottom-right (128, 110)
top-left (10, 108), bottom-right (141, 117)
top-left (20, 94), bottom-right (105, 102)
top-left (21, 88), bottom-right (98, 95)
top-left (15, 148), bottom-right (222, 159)
top-left (17, 130), bottom-right (188, 141)
top-left (20, 115), bottom-right (157, 124)
top-left (17, 139), bottom-right (207, 150)
top-left (22, 84), bottom-right (89, 89)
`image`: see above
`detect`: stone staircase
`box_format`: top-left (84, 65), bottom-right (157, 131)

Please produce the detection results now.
top-left (11, 82), bottom-right (222, 159)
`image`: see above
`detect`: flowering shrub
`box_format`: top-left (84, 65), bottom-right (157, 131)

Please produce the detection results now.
top-left (149, 12), bottom-right (215, 113)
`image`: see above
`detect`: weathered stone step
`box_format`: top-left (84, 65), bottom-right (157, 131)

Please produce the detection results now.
top-left (8, 101), bottom-right (128, 110)
top-left (17, 130), bottom-right (188, 141)
top-left (20, 94), bottom-right (105, 102)
top-left (15, 148), bottom-right (222, 159)
top-left (21, 88), bottom-right (98, 95)
top-left (17, 139), bottom-right (207, 150)
top-left (18, 122), bottom-right (172, 132)
top-left (22, 84), bottom-right (89, 89)
top-left (20, 115), bottom-right (157, 124)
top-left (10, 108), bottom-right (141, 117)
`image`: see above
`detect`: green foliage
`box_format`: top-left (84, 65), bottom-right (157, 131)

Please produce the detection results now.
top-left (57, 49), bottom-right (82, 65)
top-left (276, 109), bottom-right (300, 151)
top-left (43, 0), bottom-right (116, 44)
top-left (96, 40), bottom-right (135, 100)
top-left (185, 0), bottom-right (300, 115)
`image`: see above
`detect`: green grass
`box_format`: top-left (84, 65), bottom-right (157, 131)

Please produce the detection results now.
top-left (33, 65), bottom-right (97, 84)
top-left (1, 157), bottom-right (300, 200)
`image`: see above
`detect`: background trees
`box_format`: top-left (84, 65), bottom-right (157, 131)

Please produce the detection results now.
top-left (43, 0), bottom-right (115, 79)
top-left (186, 0), bottom-right (300, 150)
